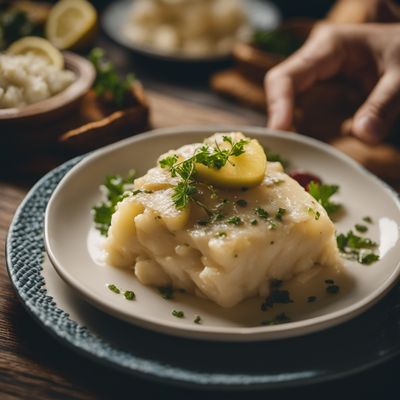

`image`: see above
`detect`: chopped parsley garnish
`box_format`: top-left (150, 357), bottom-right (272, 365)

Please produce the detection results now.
top-left (172, 310), bottom-right (184, 318)
top-left (307, 296), bottom-right (317, 303)
top-left (107, 284), bottom-right (120, 294)
top-left (308, 181), bottom-right (341, 216)
top-left (363, 216), bottom-right (373, 224)
top-left (93, 171), bottom-right (135, 236)
top-left (194, 315), bottom-right (202, 324)
top-left (336, 230), bottom-right (379, 265)
top-left (255, 207), bottom-right (284, 228)
top-left (307, 207), bottom-right (321, 220)
top-left (236, 199), bottom-right (248, 207)
top-left (324, 279), bottom-right (339, 294)
top-left (251, 219), bottom-right (258, 225)
top-left (227, 216), bottom-right (243, 225)
top-left (159, 136), bottom-right (249, 211)
top-left (359, 252), bottom-right (379, 265)
top-left (255, 207), bottom-right (269, 220)
top-left (159, 286), bottom-right (175, 300)
top-left (355, 224), bottom-right (368, 233)
top-left (261, 312), bottom-right (291, 326)
top-left (89, 48), bottom-right (135, 107)
top-left (275, 208), bottom-right (286, 221)
top-left (261, 283), bottom-right (293, 311)
top-left (124, 290), bottom-right (135, 300)
top-left (326, 285), bottom-right (340, 294)
top-left (215, 231), bottom-right (227, 238)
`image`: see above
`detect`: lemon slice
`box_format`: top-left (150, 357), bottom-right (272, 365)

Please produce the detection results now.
top-left (46, 0), bottom-right (97, 50)
top-left (7, 36), bottom-right (64, 69)
top-left (196, 136), bottom-right (267, 189)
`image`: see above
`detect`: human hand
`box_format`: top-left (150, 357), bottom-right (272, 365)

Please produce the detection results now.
top-left (328, 0), bottom-right (400, 24)
top-left (265, 23), bottom-right (400, 144)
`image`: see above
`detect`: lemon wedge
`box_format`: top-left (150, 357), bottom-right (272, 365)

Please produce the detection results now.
top-left (7, 36), bottom-right (64, 69)
top-left (46, 0), bottom-right (97, 50)
top-left (196, 135), bottom-right (267, 189)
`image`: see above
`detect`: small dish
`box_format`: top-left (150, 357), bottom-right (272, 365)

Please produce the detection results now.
top-left (0, 51), bottom-right (95, 126)
top-left (44, 126), bottom-right (400, 341)
top-left (101, 0), bottom-right (281, 63)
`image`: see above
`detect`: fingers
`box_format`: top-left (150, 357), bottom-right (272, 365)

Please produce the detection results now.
top-left (265, 25), bottom-right (344, 131)
top-left (351, 68), bottom-right (400, 144)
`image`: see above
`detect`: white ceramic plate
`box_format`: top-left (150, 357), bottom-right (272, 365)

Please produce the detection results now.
top-left (45, 126), bottom-right (400, 341)
top-left (101, 0), bottom-right (280, 62)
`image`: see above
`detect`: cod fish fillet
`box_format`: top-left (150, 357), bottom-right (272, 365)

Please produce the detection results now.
top-left (105, 138), bottom-right (341, 307)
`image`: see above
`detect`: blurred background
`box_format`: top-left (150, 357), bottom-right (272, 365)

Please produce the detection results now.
top-left (1, 0), bottom-right (400, 183)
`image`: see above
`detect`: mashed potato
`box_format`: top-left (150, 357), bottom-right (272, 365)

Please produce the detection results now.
top-left (124, 0), bottom-right (252, 56)
top-left (0, 53), bottom-right (75, 108)
top-left (105, 133), bottom-right (342, 307)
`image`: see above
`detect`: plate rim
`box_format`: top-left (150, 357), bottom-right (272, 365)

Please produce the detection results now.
top-left (44, 125), bottom-right (400, 341)
top-left (5, 125), bottom-right (400, 389)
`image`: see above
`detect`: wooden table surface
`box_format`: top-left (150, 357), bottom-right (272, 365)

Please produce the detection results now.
top-left (1, 38), bottom-right (400, 399)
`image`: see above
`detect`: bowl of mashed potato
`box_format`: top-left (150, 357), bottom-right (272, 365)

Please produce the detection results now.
top-left (0, 40), bottom-right (95, 126)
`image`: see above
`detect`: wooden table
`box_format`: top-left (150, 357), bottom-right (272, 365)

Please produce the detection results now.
top-left (1, 39), bottom-right (399, 399)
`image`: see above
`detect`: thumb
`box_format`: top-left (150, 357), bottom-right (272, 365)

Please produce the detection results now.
top-left (352, 69), bottom-right (400, 144)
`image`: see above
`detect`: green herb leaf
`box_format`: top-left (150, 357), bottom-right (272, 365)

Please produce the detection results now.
top-left (124, 290), bottom-right (135, 300)
top-left (158, 136), bottom-right (249, 211)
top-left (359, 252), bottom-right (380, 265)
top-left (172, 310), bottom-right (184, 318)
top-left (92, 171), bottom-right (135, 236)
top-left (261, 284), bottom-right (293, 311)
top-left (355, 224), bottom-right (368, 233)
top-left (308, 181), bottom-right (341, 216)
top-left (107, 284), bottom-right (120, 294)
top-left (159, 155), bottom-right (178, 170)
top-left (275, 208), bottom-right (286, 221)
top-left (363, 216), bottom-right (373, 224)
top-left (326, 284), bottom-right (340, 294)
top-left (194, 315), bottom-right (202, 324)
top-left (227, 216), bottom-right (243, 225)
top-left (215, 231), bottom-right (227, 238)
top-left (307, 207), bottom-right (321, 220)
top-left (89, 48), bottom-right (135, 107)
top-left (255, 207), bottom-right (269, 220)
top-left (336, 230), bottom-right (379, 265)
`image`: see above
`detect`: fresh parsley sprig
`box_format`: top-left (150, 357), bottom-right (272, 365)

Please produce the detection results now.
top-left (308, 181), bottom-right (341, 216)
top-left (92, 171), bottom-right (135, 236)
top-left (159, 136), bottom-right (249, 210)
top-left (89, 48), bottom-right (135, 107)
top-left (336, 230), bottom-right (379, 265)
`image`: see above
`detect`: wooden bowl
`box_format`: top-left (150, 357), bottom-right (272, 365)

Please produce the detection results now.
top-left (0, 51), bottom-right (95, 127)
